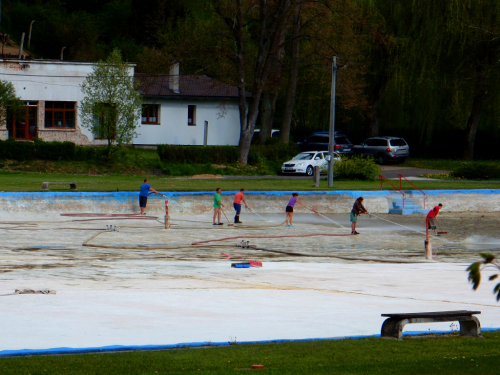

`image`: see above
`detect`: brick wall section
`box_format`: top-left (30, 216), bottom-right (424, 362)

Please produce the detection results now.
top-left (37, 101), bottom-right (91, 145)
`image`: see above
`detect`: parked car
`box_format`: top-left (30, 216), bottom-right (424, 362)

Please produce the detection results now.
top-left (281, 151), bottom-right (342, 176)
top-left (252, 129), bottom-right (281, 143)
top-left (297, 131), bottom-right (354, 155)
top-left (353, 136), bottom-right (409, 164)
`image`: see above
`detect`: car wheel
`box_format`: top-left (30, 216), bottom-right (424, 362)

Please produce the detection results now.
top-left (306, 165), bottom-right (314, 176)
top-left (376, 154), bottom-right (385, 165)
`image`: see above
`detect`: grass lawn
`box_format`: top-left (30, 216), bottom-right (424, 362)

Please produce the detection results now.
top-left (1, 332), bottom-right (499, 374)
top-left (0, 171), bottom-right (500, 192)
top-left (404, 158), bottom-right (500, 171)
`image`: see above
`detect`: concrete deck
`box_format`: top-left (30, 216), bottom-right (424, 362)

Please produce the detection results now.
top-left (1, 207), bottom-right (499, 354)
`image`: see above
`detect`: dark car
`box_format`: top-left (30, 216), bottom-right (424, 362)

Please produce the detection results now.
top-left (353, 136), bottom-right (409, 164)
top-left (297, 131), bottom-right (354, 155)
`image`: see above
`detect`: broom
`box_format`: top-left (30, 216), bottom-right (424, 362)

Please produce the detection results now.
top-left (436, 217), bottom-right (447, 234)
top-left (221, 208), bottom-right (234, 227)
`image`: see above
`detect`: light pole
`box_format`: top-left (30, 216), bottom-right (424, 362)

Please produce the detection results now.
top-left (327, 56), bottom-right (337, 187)
top-left (28, 20), bottom-right (35, 48)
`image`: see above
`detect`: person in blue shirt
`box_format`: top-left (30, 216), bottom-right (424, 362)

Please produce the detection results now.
top-left (139, 179), bottom-right (159, 214)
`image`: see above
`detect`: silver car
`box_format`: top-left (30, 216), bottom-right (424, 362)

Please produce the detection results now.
top-left (354, 136), bottom-right (409, 164)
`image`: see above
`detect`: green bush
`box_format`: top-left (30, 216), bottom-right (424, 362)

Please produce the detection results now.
top-left (452, 163), bottom-right (500, 180)
top-left (157, 145), bottom-right (239, 164)
top-left (334, 155), bottom-right (381, 180)
top-left (0, 139), bottom-right (36, 161)
top-left (34, 139), bottom-right (75, 161)
top-left (248, 143), bottom-right (300, 164)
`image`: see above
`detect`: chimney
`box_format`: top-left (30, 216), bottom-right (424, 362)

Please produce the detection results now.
top-left (169, 63), bottom-right (180, 93)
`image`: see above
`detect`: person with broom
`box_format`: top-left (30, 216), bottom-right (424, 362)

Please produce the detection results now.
top-left (350, 197), bottom-right (369, 235)
top-left (427, 203), bottom-right (443, 236)
top-left (213, 188), bottom-right (225, 225)
top-left (233, 188), bottom-right (249, 224)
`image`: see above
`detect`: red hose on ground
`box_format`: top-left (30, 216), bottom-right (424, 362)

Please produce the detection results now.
top-left (192, 233), bottom-right (351, 246)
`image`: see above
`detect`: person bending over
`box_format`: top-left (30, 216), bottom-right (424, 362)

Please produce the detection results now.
top-left (427, 203), bottom-right (443, 236)
top-left (350, 197), bottom-right (369, 235)
top-left (285, 193), bottom-right (308, 228)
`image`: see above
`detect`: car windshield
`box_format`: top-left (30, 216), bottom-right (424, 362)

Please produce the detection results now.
top-left (292, 153), bottom-right (314, 160)
top-left (390, 138), bottom-right (407, 146)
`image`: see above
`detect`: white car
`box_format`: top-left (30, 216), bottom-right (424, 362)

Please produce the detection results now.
top-left (281, 151), bottom-right (341, 176)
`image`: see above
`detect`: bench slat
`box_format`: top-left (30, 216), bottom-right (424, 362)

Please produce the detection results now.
top-left (382, 310), bottom-right (481, 319)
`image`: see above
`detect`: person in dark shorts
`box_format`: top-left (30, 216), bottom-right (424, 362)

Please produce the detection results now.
top-left (285, 193), bottom-right (308, 227)
top-left (427, 203), bottom-right (443, 235)
top-left (139, 179), bottom-right (159, 214)
top-left (350, 197), bottom-right (369, 234)
top-left (233, 189), bottom-right (249, 224)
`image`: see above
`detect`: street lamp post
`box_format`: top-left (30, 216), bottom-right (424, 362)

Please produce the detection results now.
top-left (327, 56), bottom-right (337, 187)
top-left (28, 20), bottom-right (35, 48)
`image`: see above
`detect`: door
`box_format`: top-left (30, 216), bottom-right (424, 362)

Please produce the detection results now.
top-left (6, 102), bottom-right (38, 140)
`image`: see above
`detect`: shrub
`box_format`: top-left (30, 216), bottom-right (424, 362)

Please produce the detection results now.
top-left (0, 139), bottom-right (36, 161)
top-left (157, 145), bottom-right (239, 164)
top-left (334, 155), bottom-right (381, 180)
top-left (248, 143), bottom-right (299, 164)
top-left (452, 163), bottom-right (500, 180)
top-left (34, 139), bottom-right (75, 161)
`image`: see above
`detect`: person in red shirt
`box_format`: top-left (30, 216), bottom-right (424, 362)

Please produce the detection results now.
top-left (233, 189), bottom-right (249, 224)
top-left (427, 203), bottom-right (443, 235)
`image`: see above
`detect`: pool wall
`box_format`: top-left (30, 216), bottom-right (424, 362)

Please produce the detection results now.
top-left (0, 189), bottom-right (498, 214)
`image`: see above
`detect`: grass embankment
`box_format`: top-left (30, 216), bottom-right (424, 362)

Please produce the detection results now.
top-left (1, 332), bottom-right (499, 374)
top-left (1, 172), bottom-right (500, 192)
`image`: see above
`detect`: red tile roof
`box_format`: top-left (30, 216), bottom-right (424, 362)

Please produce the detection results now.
top-left (136, 74), bottom-right (250, 99)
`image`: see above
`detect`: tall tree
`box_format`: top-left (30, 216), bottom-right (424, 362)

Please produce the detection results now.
top-left (80, 49), bottom-right (142, 161)
top-left (363, 0), bottom-right (500, 159)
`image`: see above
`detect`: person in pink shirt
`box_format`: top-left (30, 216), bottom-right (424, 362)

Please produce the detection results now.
top-left (285, 193), bottom-right (308, 227)
top-left (233, 189), bottom-right (249, 224)
top-left (427, 203), bottom-right (443, 235)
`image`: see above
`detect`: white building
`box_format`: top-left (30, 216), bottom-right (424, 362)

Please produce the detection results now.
top-left (0, 60), bottom-right (242, 146)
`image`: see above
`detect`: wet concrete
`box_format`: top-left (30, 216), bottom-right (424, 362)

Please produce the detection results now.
top-left (1, 210), bottom-right (499, 352)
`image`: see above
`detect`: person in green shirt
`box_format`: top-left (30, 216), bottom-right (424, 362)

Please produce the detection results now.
top-left (213, 188), bottom-right (225, 225)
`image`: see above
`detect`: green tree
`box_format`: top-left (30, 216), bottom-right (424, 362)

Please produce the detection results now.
top-left (0, 80), bottom-right (24, 125)
top-left (80, 48), bottom-right (142, 162)
top-left (358, 0), bottom-right (500, 158)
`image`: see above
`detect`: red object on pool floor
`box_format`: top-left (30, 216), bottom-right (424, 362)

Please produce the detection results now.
top-left (251, 364), bottom-right (264, 369)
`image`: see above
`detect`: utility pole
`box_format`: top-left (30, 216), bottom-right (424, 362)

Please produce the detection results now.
top-left (327, 56), bottom-right (337, 187)
top-left (28, 20), bottom-right (35, 48)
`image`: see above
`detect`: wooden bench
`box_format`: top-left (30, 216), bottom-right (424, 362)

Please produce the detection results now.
top-left (381, 310), bottom-right (481, 340)
top-left (41, 182), bottom-right (78, 191)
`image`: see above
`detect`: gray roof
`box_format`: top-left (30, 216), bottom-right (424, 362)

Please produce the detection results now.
top-left (136, 74), bottom-right (250, 99)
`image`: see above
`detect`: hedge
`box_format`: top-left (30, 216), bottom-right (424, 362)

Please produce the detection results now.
top-left (0, 139), bottom-right (99, 162)
top-left (157, 144), bottom-right (300, 165)
top-left (452, 163), bottom-right (500, 180)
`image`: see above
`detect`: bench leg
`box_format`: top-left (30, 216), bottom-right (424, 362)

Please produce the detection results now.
top-left (41, 182), bottom-right (49, 191)
top-left (459, 317), bottom-right (481, 337)
top-left (381, 318), bottom-right (408, 340)
top-left (70, 183), bottom-right (78, 191)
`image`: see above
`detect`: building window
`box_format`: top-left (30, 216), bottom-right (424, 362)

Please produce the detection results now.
top-left (141, 104), bottom-right (159, 124)
top-left (6, 102), bottom-right (38, 140)
top-left (45, 101), bottom-right (76, 128)
top-left (188, 105), bottom-right (196, 126)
